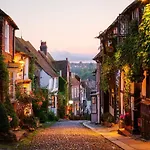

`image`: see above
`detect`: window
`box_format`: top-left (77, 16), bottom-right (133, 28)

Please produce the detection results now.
top-left (5, 21), bottom-right (9, 53)
top-left (71, 88), bottom-right (74, 99)
top-left (75, 87), bottom-right (77, 98)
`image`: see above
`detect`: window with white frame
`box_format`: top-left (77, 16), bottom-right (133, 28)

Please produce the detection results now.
top-left (5, 21), bottom-right (9, 53)
top-left (72, 88), bottom-right (74, 99)
top-left (75, 87), bottom-right (77, 98)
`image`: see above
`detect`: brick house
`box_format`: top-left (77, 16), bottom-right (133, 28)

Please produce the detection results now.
top-left (70, 73), bottom-right (80, 116)
top-left (53, 58), bottom-right (71, 115)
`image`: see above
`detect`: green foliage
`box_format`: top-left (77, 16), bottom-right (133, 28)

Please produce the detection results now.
top-left (38, 111), bottom-right (48, 123)
top-left (0, 103), bottom-right (10, 132)
top-left (47, 111), bottom-right (58, 121)
top-left (29, 57), bottom-right (35, 90)
top-left (32, 88), bottom-right (51, 123)
top-left (57, 93), bottom-right (66, 118)
top-left (139, 4), bottom-right (150, 69)
top-left (22, 116), bottom-right (39, 128)
top-left (100, 54), bottom-right (116, 92)
top-left (58, 77), bottom-right (67, 118)
top-left (0, 55), bottom-right (9, 83)
top-left (0, 55), bottom-right (9, 101)
top-left (71, 62), bottom-right (96, 80)
top-left (4, 96), bottom-right (19, 129)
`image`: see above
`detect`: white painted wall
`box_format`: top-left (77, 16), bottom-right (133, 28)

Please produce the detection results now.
top-left (51, 77), bottom-right (58, 92)
top-left (40, 70), bottom-right (52, 88)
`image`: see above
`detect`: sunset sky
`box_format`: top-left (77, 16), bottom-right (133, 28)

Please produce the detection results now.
top-left (1, 0), bottom-right (134, 61)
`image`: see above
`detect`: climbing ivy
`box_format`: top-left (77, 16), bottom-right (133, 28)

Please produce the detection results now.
top-left (0, 55), bottom-right (9, 102)
top-left (29, 57), bottom-right (35, 90)
top-left (100, 4), bottom-right (150, 111)
top-left (57, 77), bottom-right (67, 118)
top-left (139, 3), bottom-right (150, 69)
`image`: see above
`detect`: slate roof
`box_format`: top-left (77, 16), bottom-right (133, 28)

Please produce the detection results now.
top-left (53, 60), bottom-right (69, 80)
top-left (16, 37), bottom-right (58, 77)
top-left (0, 9), bottom-right (18, 29)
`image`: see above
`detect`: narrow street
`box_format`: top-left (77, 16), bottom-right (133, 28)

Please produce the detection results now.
top-left (27, 120), bottom-right (122, 150)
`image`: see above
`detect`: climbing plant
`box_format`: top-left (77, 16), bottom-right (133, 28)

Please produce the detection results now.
top-left (0, 55), bottom-right (9, 102)
top-left (29, 57), bottom-right (35, 90)
top-left (57, 77), bottom-right (67, 118)
top-left (100, 4), bottom-right (150, 110)
top-left (139, 3), bottom-right (150, 69)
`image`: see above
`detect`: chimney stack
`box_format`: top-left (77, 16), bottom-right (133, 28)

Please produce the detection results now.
top-left (40, 41), bottom-right (47, 55)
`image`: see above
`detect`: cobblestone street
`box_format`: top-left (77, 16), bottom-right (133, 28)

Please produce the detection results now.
top-left (27, 120), bottom-right (123, 150)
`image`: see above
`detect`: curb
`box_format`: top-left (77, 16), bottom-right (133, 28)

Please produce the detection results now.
top-left (82, 122), bottom-right (136, 150)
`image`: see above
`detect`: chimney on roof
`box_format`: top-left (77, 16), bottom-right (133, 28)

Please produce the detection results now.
top-left (66, 58), bottom-right (68, 61)
top-left (40, 41), bottom-right (47, 55)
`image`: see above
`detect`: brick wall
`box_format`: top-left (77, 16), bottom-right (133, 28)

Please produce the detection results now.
top-left (0, 18), bottom-right (4, 53)
top-left (1, 18), bottom-right (14, 63)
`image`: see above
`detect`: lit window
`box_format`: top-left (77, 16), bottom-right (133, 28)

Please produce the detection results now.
top-left (5, 21), bottom-right (9, 53)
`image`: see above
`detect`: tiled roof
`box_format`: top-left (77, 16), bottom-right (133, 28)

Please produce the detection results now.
top-left (53, 60), bottom-right (69, 80)
top-left (0, 9), bottom-right (18, 29)
top-left (16, 37), bottom-right (58, 77)
top-left (93, 51), bottom-right (103, 61)
top-left (71, 77), bottom-right (80, 86)
top-left (96, 0), bottom-right (141, 38)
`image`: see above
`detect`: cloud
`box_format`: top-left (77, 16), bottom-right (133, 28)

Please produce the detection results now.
top-left (50, 50), bottom-right (96, 62)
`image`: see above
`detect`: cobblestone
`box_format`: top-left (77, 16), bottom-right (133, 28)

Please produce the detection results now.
top-left (27, 120), bottom-right (123, 150)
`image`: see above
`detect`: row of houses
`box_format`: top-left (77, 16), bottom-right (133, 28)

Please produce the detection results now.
top-left (92, 0), bottom-right (150, 139)
top-left (0, 9), bottom-right (91, 120)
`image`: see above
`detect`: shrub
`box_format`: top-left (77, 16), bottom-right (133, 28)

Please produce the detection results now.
top-left (0, 103), bottom-right (10, 132)
top-left (39, 111), bottom-right (48, 123)
top-left (47, 111), bottom-right (58, 121)
top-left (4, 96), bottom-right (19, 129)
top-left (22, 116), bottom-right (39, 128)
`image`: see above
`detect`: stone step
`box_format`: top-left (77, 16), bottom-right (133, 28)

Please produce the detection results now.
top-left (118, 128), bottom-right (132, 137)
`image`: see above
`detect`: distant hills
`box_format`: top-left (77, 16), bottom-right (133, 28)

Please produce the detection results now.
top-left (70, 62), bottom-right (96, 81)
top-left (51, 50), bottom-right (96, 62)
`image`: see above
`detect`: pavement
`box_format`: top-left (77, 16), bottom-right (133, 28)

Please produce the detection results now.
top-left (83, 121), bottom-right (150, 150)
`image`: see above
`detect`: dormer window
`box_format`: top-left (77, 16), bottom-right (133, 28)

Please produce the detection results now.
top-left (132, 8), bottom-right (139, 21)
top-left (5, 21), bottom-right (9, 53)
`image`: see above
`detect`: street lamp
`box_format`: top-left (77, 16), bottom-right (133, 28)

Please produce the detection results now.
top-left (69, 100), bottom-right (73, 105)
top-left (68, 100), bottom-right (73, 116)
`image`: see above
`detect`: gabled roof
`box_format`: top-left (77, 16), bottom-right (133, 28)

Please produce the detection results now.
top-left (15, 37), bottom-right (31, 57)
top-left (0, 9), bottom-right (18, 29)
top-left (52, 60), bottom-right (69, 80)
top-left (16, 37), bottom-right (58, 77)
top-left (71, 77), bottom-right (80, 86)
top-left (96, 0), bottom-right (142, 39)
top-left (38, 50), bottom-right (57, 72)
